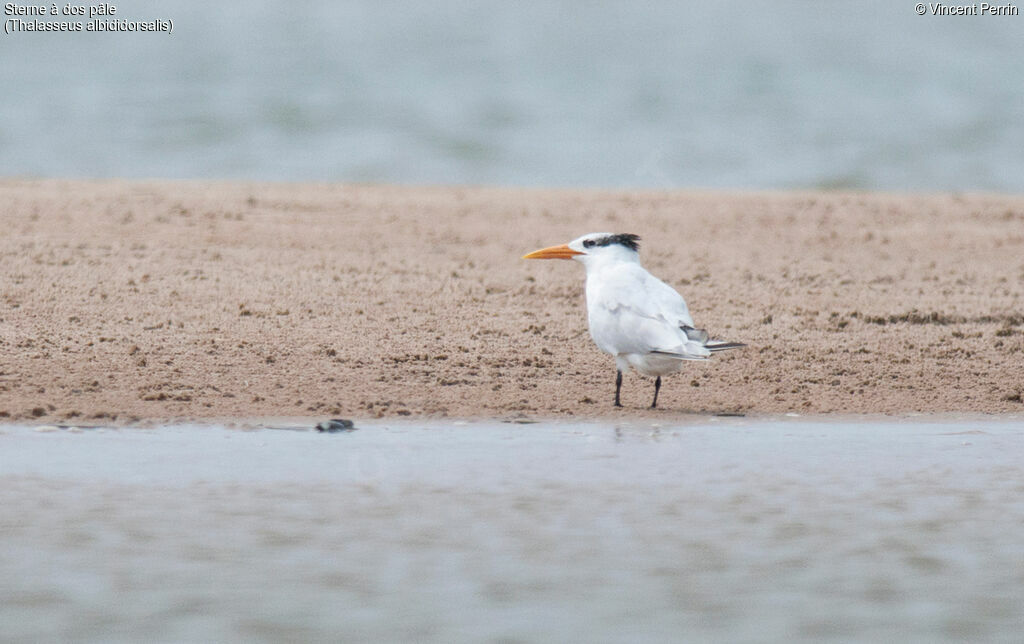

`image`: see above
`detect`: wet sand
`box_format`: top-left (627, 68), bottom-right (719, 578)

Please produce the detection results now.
top-left (2, 419), bottom-right (1024, 642)
top-left (1, 179), bottom-right (1022, 422)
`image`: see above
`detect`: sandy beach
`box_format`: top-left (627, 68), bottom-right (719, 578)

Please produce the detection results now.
top-left (1, 178), bottom-right (1022, 423)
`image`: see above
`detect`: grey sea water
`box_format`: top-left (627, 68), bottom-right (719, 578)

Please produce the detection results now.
top-left (1, 1), bottom-right (1023, 191)
top-left (2, 418), bottom-right (1024, 642)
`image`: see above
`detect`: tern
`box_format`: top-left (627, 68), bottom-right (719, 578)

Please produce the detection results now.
top-left (523, 233), bottom-right (745, 408)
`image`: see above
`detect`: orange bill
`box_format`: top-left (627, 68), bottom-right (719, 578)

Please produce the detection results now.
top-left (521, 243), bottom-right (583, 260)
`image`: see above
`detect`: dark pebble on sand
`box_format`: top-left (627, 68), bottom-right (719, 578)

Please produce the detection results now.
top-left (316, 418), bottom-right (356, 433)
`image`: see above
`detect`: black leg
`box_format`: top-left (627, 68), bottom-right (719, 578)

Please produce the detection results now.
top-left (651, 376), bottom-right (661, 408)
top-left (614, 370), bottom-right (623, 407)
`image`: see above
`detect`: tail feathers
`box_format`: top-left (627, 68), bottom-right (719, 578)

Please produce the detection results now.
top-left (706, 341), bottom-right (746, 352)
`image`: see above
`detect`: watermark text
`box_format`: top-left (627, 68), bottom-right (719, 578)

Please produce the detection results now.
top-left (3, 3), bottom-right (173, 34)
top-left (915, 2), bottom-right (1019, 15)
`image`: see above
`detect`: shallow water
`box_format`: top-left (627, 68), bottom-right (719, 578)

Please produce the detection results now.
top-left (2, 418), bottom-right (1024, 643)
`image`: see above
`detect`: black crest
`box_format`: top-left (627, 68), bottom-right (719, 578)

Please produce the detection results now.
top-left (583, 233), bottom-right (640, 251)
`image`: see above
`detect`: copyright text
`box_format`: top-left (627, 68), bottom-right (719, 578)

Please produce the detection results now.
top-left (915, 2), bottom-right (1019, 14)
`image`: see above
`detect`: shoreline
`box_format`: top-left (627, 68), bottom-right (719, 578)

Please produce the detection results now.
top-left (3, 411), bottom-right (1023, 434)
top-left (1, 178), bottom-right (1022, 423)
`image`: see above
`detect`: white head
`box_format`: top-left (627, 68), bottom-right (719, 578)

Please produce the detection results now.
top-left (522, 233), bottom-right (642, 268)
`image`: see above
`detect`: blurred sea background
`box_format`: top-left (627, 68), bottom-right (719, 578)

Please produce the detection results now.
top-left (1, 0), bottom-right (1022, 191)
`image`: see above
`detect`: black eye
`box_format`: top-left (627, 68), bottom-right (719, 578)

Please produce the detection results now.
top-left (583, 239), bottom-right (595, 248)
